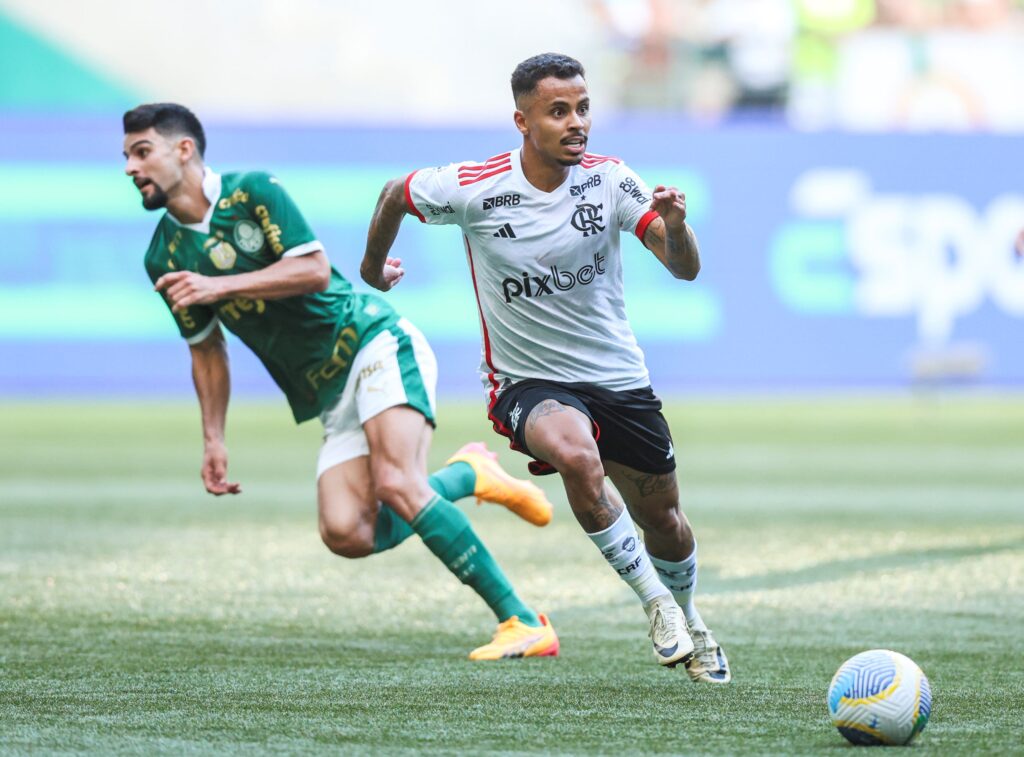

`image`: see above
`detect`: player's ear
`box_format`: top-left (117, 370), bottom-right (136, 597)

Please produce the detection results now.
top-left (513, 109), bottom-right (528, 137)
top-left (177, 137), bottom-right (197, 164)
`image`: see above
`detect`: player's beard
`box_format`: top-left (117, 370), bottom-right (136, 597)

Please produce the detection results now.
top-left (557, 135), bottom-right (587, 167)
top-left (139, 181), bottom-right (169, 210)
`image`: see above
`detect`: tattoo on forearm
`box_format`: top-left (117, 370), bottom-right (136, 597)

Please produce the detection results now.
top-left (622, 470), bottom-right (677, 498)
top-left (666, 228), bottom-right (682, 258)
top-left (646, 222), bottom-right (700, 277)
top-left (362, 181), bottom-right (408, 285)
top-left (645, 223), bottom-right (664, 250)
top-left (526, 400), bottom-right (567, 430)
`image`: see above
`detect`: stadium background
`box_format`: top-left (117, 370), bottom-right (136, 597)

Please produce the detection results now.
top-left (2, 0), bottom-right (1022, 397)
top-left (3, 2), bottom-right (1023, 753)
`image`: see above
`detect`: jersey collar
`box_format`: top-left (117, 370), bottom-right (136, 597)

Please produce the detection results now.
top-left (165, 167), bottom-right (222, 233)
top-left (512, 147), bottom-right (573, 195)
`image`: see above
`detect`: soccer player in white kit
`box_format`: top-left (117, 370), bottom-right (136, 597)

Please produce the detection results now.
top-left (362, 53), bottom-right (730, 682)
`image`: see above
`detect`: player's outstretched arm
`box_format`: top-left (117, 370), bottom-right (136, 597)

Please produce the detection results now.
top-left (643, 185), bottom-right (701, 280)
top-left (361, 178), bottom-right (410, 291)
top-left (190, 327), bottom-right (241, 496)
top-left (154, 252), bottom-right (330, 313)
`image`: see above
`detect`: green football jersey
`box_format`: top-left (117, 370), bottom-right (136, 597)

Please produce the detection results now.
top-left (143, 169), bottom-right (399, 423)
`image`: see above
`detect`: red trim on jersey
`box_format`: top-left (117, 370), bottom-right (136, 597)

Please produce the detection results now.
top-left (457, 153), bottom-right (512, 186)
top-left (580, 152), bottom-right (621, 168)
top-left (458, 165), bottom-right (512, 186)
top-left (464, 236), bottom-right (516, 446)
top-left (635, 210), bottom-right (659, 241)
top-left (457, 152), bottom-right (511, 175)
top-left (404, 170), bottom-right (426, 223)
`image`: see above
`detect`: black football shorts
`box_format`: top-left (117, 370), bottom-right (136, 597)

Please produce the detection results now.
top-left (490, 379), bottom-right (676, 476)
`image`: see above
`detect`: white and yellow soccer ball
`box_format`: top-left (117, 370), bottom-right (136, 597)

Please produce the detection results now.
top-left (827, 649), bottom-right (932, 746)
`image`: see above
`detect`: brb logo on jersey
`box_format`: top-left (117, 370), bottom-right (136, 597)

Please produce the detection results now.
top-left (482, 193), bottom-right (520, 210)
top-left (571, 203), bottom-right (605, 238)
top-left (501, 253), bottom-right (607, 303)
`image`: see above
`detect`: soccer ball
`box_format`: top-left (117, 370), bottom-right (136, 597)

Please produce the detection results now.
top-left (827, 649), bottom-right (932, 746)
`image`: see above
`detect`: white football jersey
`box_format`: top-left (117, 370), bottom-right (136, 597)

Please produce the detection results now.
top-left (406, 148), bottom-right (660, 402)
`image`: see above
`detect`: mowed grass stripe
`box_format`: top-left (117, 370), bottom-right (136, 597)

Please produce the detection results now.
top-left (3, 481), bottom-right (1022, 521)
top-left (1, 396), bottom-right (1022, 755)
top-left (7, 443), bottom-right (1024, 484)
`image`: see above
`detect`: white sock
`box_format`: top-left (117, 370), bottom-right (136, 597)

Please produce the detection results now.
top-left (587, 510), bottom-right (672, 608)
top-left (649, 547), bottom-right (707, 631)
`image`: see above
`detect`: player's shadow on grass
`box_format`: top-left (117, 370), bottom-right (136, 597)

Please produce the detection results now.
top-left (700, 538), bottom-right (1024, 593)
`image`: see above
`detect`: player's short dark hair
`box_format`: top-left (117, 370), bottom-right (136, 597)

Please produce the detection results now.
top-left (511, 53), bottom-right (586, 105)
top-left (122, 103), bottom-right (206, 158)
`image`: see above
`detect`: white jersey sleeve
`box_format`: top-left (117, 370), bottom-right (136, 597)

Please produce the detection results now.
top-left (611, 162), bottom-right (660, 242)
top-left (404, 164), bottom-right (466, 226)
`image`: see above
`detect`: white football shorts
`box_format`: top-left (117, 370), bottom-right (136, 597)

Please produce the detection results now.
top-left (316, 317), bottom-right (437, 478)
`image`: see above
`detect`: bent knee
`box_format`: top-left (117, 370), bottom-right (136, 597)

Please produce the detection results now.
top-left (634, 506), bottom-right (690, 537)
top-left (370, 465), bottom-right (427, 513)
top-left (542, 446), bottom-right (603, 502)
top-left (548, 445), bottom-right (603, 481)
top-left (318, 516), bottom-right (374, 559)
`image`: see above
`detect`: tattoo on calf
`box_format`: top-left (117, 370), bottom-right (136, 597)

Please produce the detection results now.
top-left (587, 490), bottom-right (623, 531)
top-left (526, 399), bottom-right (567, 430)
top-left (622, 470), bottom-right (677, 498)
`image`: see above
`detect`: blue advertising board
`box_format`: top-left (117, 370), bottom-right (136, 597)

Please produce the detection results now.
top-left (0, 117), bottom-right (1020, 398)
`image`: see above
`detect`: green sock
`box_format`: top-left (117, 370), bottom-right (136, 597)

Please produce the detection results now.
top-left (427, 461), bottom-right (475, 502)
top-left (372, 462), bottom-right (477, 554)
top-left (373, 504), bottom-right (415, 553)
top-left (410, 495), bottom-right (540, 626)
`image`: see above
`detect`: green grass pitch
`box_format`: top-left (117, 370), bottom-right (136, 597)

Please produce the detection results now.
top-left (2, 395), bottom-right (1022, 755)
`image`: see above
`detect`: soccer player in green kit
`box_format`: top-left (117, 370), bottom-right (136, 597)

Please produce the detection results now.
top-left (123, 103), bottom-right (559, 660)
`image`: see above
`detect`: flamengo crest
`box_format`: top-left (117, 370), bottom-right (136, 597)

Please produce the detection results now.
top-left (571, 203), bottom-right (605, 237)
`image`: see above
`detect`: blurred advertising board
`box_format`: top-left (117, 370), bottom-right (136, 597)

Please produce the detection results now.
top-left (1, 118), bottom-right (1020, 395)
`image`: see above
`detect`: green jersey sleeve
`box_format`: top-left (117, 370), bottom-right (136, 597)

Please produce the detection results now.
top-left (144, 229), bottom-right (219, 345)
top-left (241, 171), bottom-right (323, 258)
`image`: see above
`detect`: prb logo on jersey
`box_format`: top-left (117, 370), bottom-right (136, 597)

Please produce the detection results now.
top-left (501, 253), bottom-right (607, 303)
top-left (569, 174), bottom-right (602, 199)
top-left (571, 203), bottom-right (605, 238)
